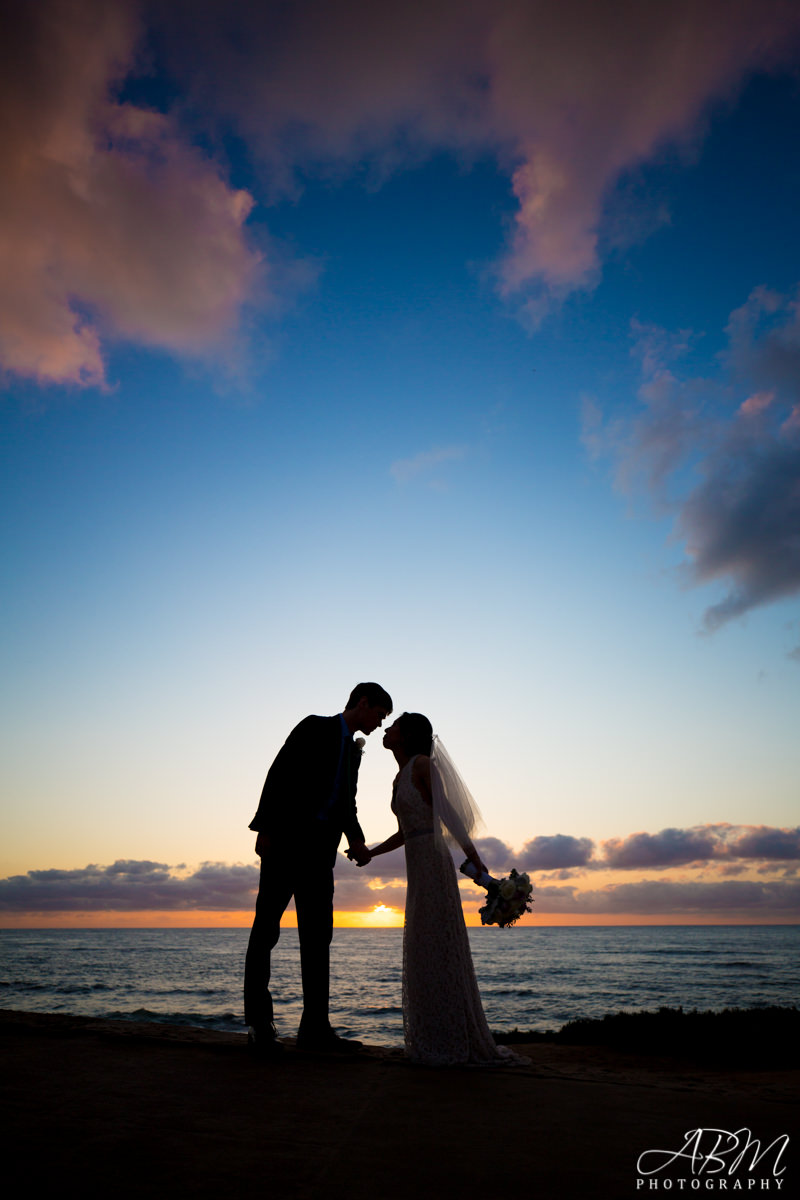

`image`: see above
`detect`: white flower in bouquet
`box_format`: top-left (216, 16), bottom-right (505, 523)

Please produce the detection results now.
top-left (460, 859), bottom-right (535, 928)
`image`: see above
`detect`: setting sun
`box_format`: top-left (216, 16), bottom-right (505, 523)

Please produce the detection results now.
top-left (360, 905), bottom-right (404, 928)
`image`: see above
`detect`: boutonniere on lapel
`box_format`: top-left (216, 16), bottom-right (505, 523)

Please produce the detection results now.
top-left (354, 737), bottom-right (366, 758)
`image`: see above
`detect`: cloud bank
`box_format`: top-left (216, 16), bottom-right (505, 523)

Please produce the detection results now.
top-left (5, 0), bottom-right (800, 382)
top-left (0, 859), bottom-right (260, 911)
top-left (534, 877), bottom-right (800, 917)
top-left (2, 823), bottom-right (798, 917)
top-left (601, 824), bottom-right (800, 868)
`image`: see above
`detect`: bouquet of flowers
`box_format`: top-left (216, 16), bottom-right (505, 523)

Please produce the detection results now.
top-left (460, 862), bottom-right (534, 928)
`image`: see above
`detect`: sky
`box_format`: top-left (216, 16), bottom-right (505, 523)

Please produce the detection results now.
top-left (1, 0), bottom-right (799, 927)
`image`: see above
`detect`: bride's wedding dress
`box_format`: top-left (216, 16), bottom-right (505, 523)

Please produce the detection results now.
top-left (392, 757), bottom-right (524, 1066)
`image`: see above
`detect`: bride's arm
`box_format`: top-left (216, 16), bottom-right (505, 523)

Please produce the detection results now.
top-left (369, 825), bottom-right (405, 857)
top-left (462, 843), bottom-right (488, 875)
top-left (413, 755), bottom-right (488, 874)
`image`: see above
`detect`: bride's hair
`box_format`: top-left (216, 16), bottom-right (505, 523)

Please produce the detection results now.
top-left (395, 712), bottom-right (433, 756)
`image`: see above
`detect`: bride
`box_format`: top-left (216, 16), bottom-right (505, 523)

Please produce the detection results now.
top-left (368, 712), bottom-right (525, 1066)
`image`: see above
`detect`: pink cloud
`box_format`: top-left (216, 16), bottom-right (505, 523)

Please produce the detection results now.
top-left (782, 405), bottom-right (800, 434)
top-left (739, 391), bottom-right (775, 417)
top-left (0, 0), bottom-right (259, 387)
top-left (491, 2), bottom-right (800, 301)
top-left (162, 0), bottom-right (800, 310)
top-left (7, 1), bottom-right (800, 383)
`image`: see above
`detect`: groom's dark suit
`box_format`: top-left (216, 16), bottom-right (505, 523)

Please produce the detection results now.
top-left (244, 714), bottom-right (364, 1033)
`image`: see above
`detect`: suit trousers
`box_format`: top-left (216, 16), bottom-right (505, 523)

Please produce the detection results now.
top-left (243, 844), bottom-right (335, 1031)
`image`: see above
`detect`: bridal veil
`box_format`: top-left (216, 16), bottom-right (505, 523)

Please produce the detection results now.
top-left (429, 735), bottom-right (483, 852)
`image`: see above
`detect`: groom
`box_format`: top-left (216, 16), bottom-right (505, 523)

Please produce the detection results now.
top-left (244, 681), bottom-right (393, 1056)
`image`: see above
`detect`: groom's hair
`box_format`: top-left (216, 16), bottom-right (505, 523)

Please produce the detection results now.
top-left (395, 712), bottom-right (433, 755)
top-left (345, 682), bottom-right (393, 712)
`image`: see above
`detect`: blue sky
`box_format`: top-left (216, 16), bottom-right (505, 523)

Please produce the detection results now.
top-left (1, 0), bottom-right (798, 924)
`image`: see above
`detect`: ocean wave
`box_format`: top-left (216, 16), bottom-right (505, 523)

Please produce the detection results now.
top-left (707, 960), bottom-right (759, 969)
top-left (132, 986), bottom-right (228, 998)
top-left (55, 982), bottom-right (114, 994)
top-left (105, 1008), bottom-right (246, 1031)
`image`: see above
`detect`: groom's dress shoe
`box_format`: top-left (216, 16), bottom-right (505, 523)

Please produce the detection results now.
top-left (296, 1025), bottom-right (363, 1054)
top-left (247, 1024), bottom-right (284, 1060)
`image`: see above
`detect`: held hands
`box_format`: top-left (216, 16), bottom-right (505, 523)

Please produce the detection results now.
top-left (346, 841), bottom-right (372, 867)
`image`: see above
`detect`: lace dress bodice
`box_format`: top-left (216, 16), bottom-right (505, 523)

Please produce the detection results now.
top-left (392, 757), bottom-right (523, 1066)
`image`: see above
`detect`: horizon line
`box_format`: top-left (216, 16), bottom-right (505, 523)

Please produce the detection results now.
top-left (2, 919), bottom-right (798, 930)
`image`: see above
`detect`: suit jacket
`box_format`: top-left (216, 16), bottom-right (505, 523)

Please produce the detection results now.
top-left (249, 714), bottom-right (365, 852)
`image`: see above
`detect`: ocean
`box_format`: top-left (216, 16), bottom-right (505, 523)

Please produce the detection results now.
top-left (1, 925), bottom-right (797, 1046)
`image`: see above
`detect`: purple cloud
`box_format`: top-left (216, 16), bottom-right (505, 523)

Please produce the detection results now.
top-left (519, 835), bottom-right (595, 870)
top-left (0, 860), bottom-right (259, 912)
top-left (532, 878), bottom-right (800, 916)
top-left (473, 837), bottom-right (515, 872)
top-left (586, 294), bottom-right (800, 640)
top-left (602, 827), bottom-right (720, 869)
top-left (679, 399), bottom-right (800, 633)
top-left (726, 825), bottom-right (800, 861)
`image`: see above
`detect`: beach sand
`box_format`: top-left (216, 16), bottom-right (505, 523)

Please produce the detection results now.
top-left (2, 1010), bottom-right (796, 1198)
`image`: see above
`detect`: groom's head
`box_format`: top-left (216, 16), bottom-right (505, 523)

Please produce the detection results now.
top-left (344, 682), bottom-right (393, 735)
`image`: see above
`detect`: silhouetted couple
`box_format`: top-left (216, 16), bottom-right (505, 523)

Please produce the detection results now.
top-left (244, 681), bottom-right (523, 1065)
